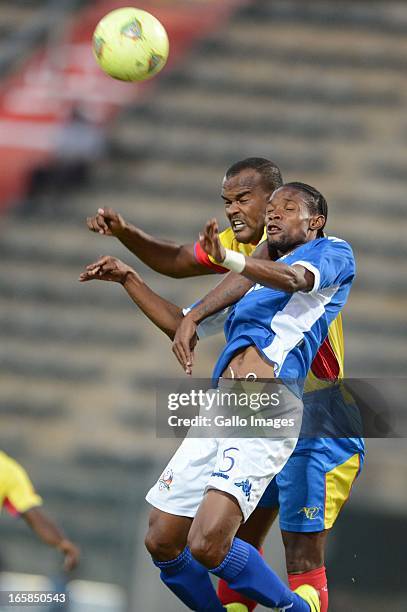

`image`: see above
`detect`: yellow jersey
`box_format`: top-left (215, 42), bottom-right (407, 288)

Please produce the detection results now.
top-left (194, 227), bottom-right (344, 382)
top-left (0, 451), bottom-right (43, 516)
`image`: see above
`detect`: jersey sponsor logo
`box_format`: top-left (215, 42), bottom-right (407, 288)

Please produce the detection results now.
top-left (278, 605), bottom-right (294, 611)
top-left (158, 469), bottom-right (174, 491)
top-left (298, 506), bottom-right (321, 520)
top-left (235, 479), bottom-right (252, 501)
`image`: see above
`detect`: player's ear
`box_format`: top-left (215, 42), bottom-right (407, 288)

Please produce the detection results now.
top-left (310, 214), bottom-right (325, 233)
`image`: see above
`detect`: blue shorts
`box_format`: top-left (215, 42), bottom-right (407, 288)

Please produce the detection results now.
top-left (258, 437), bottom-right (364, 532)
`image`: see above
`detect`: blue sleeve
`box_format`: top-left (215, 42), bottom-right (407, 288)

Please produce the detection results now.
top-left (292, 237), bottom-right (355, 292)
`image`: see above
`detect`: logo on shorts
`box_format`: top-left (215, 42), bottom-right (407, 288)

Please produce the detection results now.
top-left (298, 506), bottom-right (321, 520)
top-left (211, 472), bottom-right (229, 480)
top-left (235, 479), bottom-right (252, 501)
top-left (159, 469), bottom-right (174, 491)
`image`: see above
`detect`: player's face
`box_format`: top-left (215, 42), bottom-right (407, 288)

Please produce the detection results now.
top-left (265, 187), bottom-right (316, 253)
top-left (222, 169), bottom-right (271, 244)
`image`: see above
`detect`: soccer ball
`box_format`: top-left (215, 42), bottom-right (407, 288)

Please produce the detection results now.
top-left (92, 7), bottom-right (169, 82)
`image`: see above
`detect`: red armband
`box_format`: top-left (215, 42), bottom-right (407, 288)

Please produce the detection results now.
top-left (194, 241), bottom-right (228, 274)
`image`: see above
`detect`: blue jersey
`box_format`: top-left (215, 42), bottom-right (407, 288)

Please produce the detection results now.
top-left (212, 237), bottom-right (355, 388)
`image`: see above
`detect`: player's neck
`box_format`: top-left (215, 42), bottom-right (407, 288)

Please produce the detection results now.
top-left (277, 234), bottom-right (317, 258)
top-left (249, 227), bottom-right (264, 245)
top-left (277, 241), bottom-right (302, 259)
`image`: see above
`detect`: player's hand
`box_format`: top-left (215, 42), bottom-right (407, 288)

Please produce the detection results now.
top-left (79, 256), bottom-right (139, 284)
top-left (87, 208), bottom-right (126, 237)
top-left (172, 315), bottom-right (198, 375)
top-left (58, 538), bottom-right (80, 572)
top-left (199, 218), bottom-right (226, 264)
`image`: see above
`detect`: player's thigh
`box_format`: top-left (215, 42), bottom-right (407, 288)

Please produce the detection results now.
top-left (188, 489), bottom-right (244, 567)
top-left (206, 436), bottom-right (297, 522)
top-left (146, 436), bottom-right (218, 518)
top-left (236, 505), bottom-right (279, 549)
top-left (276, 440), bottom-right (363, 534)
top-left (188, 435), bottom-right (295, 555)
top-left (235, 477), bottom-right (280, 548)
top-left (188, 485), bottom-right (278, 556)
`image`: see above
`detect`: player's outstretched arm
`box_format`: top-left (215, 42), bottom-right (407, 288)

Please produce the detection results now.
top-left (171, 242), bottom-right (270, 373)
top-left (22, 508), bottom-right (80, 571)
top-left (79, 256), bottom-right (186, 340)
top-left (87, 208), bottom-right (215, 278)
top-left (201, 218), bottom-right (314, 293)
top-left (172, 270), bottom-right (254, 374)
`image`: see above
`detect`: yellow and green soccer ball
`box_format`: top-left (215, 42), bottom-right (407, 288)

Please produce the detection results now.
top-left (92, 7), bottom-right (169, 82)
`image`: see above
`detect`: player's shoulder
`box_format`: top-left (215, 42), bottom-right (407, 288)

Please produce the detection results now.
top-left (293, 237), bottom-right (355, 279)
top-left (0, 452), bottom-right (28, 481)
top-left (307, 236), bottom-right (354, 256)
top-left (323, 235), bottom-right (352, 248)
top-left (0, 450), bottom-right (16, 470)
top-left (325, 235), bottom-right (353, 248)
top-left (324, 236), bottom-right (355, 265)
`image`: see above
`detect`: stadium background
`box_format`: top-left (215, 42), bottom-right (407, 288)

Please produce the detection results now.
top-left (0, 0), bottom-right (406, 610)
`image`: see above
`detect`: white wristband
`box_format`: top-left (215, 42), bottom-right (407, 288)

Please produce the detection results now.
top-left (221, 248), bottom-right (246, 273)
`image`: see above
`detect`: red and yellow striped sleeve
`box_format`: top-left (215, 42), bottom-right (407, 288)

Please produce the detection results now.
top-left (306, 314), bottom-right (344, 388)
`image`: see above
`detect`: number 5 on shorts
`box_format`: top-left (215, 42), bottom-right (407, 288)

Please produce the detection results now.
top-left (219, 447), bottom-right (239, 473)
